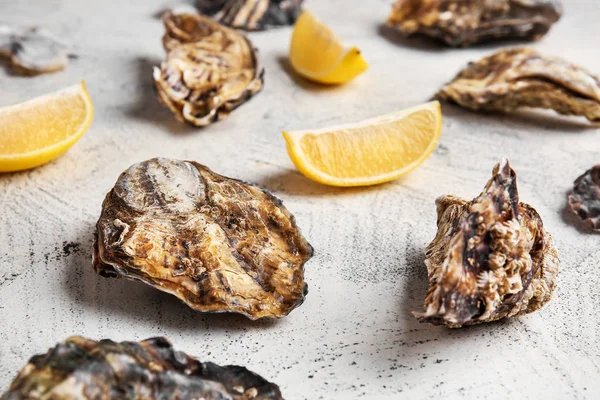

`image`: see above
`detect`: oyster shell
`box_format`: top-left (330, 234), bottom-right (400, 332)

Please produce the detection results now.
top-left (0, 25), bottom-right (70, 74)
top-left (0, 25), bottom-right (13, 57)
top-left (1, 337), bottom-right (283, 400)
top-left (153, 12), bottom-right (264, 126)
top-left (196, 0), bottom-right (303, 31)
top-left (436, 47), bottom-right (600, 122)
top-left (387, 0), bottom-right (562, 47)
top-left (196, 0), bottom-right (229, 16)
top-left (415, 159), bottom-right (559, 328)
top-left (93, 158), bottom-right (313, 320)
top-left (568, 165), bottom-right (600, 231)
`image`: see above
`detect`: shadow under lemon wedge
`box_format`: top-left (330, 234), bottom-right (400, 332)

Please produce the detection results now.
top-left (0, 81), bottom-right (93, 173)
top-left (290, 10), bottom-right (368, 84)
top-left (283, 101), bottom-right (442, 187)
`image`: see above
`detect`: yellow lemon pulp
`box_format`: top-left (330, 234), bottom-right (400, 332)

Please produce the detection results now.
top-left (290, 10), bottom-right (368, 84)
top-left (283, 101), bottom-right (443, 187)
top-left (0, 81), bottom-right (94, 172)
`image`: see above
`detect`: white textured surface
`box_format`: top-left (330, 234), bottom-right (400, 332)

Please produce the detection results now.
top-left (1, 0), bottom-right (599, 399)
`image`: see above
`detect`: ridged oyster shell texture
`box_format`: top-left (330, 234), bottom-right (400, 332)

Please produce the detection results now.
top-left (94, 158), bottom-right (313, 320)
top-left (153, 12), bottom-right (264, 126)
top-left (415, 159), bottom-right (559, 328)
top-left (568, 165), bottom-right (600, 231)
top-left (196, 0), bottom-right (303, 31)
top-left (387, 0), bottom-right (562, 47)
top-left (437, 47), bottom-right (600, 122)
top-left (1, 337), bottom-right (283, 400)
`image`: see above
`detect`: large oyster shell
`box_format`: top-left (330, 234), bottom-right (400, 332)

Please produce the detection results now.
top-left (153, 12), bottom-right (264, 126)
top-left (1, 337), bottom-right (283, 399)
top-left (436, 47), bottom-right (600, 122)
top-left (93, 158), bottom-right (313, 320)
top-left (196, 0), bottom-right (303, 31)
top-left (0, 25), bottom-right (70, 74)
top-left (568, 165), bottom-right (600, 231)
top-left (387, 0), bottom-right (562, 47)
top-left (415, 159), bottom-right (559, 328)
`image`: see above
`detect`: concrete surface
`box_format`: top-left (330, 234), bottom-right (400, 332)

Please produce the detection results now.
top-left (1, 0), bottom-right (599, 399)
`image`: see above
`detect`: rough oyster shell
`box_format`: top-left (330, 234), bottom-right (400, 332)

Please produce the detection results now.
top-left (153, 12), bottom-right (264, 126)
top-left (387, 0), bottom-right (562, 47)
top-left (414, 159), bottom-right (559, 328)
top-left (568, 165), bottom-right (600, 231)
top-left (93, 158), bottom-right (313, 320)
top-left (1, 337), bottom-right (283, 400)
top-left (196, 0), bottom-right (303, 31)
top-left (0, 25), bottom-right (70, 74)
top-left (436, 47), bottom-right (600, 122)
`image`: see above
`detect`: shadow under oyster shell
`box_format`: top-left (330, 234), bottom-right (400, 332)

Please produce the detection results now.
top-left (0, 337), bottom-right (283, 400)
top-left (196, 0), bottom-right (303, 31)
top-left (414, 159), bottom-right (559, 328)
top-left (153, 12), bottom-right (264, 126)
top-left (436, 47), bottom-right (600, 122)
top-left (387, 0), bottom-right (562, 47)
top-left (568, 165), bottom-right (600, 231)
top-left (93, 158), bottom-right (313, 320)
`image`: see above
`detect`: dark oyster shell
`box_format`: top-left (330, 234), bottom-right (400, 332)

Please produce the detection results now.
top-left (568, 165), bottom-right (600, 231)
top-left (196, 0), bottom-right (303, 31)
top-left (93, 158), bottom-right (313, 320)
top-left (0, 25), bottom-right (70, 74)
top-left (153, 12), bottom-right (264, 126)
top-left (387, 0), bottom-right (562, 47)
top-left (1, 337), bottom-right (283, 400)
top-left (436, 47), bottom-right (600, 122)
top-left (414, 159), bottom-right (559, 328)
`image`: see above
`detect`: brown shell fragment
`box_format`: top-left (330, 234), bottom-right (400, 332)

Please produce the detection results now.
top-left (387, 0), bottom-right (562, 47)
top-left (153, 12), bottom-right (264, 126)
top-left (436, 48), bottom-right (600, 122)
top-left (1, 337), bottom-right (283, 400)
top-left (93, 158), bottom-right (313, 320)
top-left (568, 165), bottom-right (600, 231)
top-left (414, 159), bottom-right (559, 328)
top-left (196, 0), bottom-right (303, 31)
top-left (0, 25), bottom-right (70, 74)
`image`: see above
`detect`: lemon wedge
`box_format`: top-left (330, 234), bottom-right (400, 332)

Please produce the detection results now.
top-left (283, 101), bottom-right (442, 187)
top-left (289, 10), bottom-right (368, 84)
top-left (0, 81), bottom-right (94, 172)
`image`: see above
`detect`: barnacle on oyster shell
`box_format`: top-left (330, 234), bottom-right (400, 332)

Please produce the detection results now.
top-left (153, 12), bottom-right (264, 126)
top-left (196, 0), bottom-right (303, 31)
top-left (568, 165), bottom-right (600, 231)
top-left (436, 48), bottom-right (600, 122)
top-left (0, 25), bottom-right (70, 74)
top-left (1, 337), bottom-right (283, 400)
top-left (387, 0), bottom-right (562, 47)
top-left (415, 159), bottom-right (559, 328)
top-left (93, 158), bottom-right (313, 320)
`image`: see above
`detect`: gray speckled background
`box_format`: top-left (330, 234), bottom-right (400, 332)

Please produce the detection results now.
top-left (1, 0), bottom-right (599, 399)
